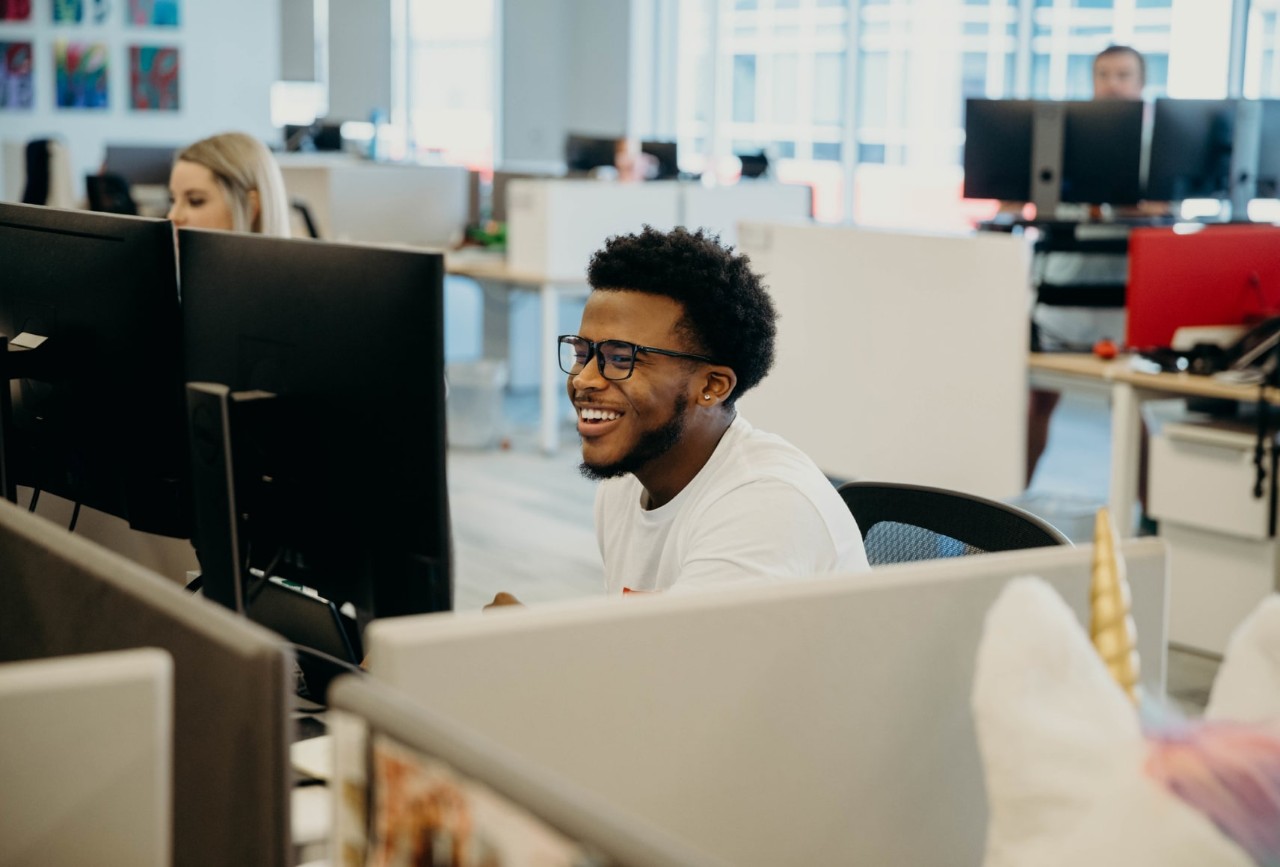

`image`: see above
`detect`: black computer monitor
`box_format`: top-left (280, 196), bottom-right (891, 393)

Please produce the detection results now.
top-left (641, 139), bottom-right (680, 179)
top-left (1258, 100), bottom-right (1280, 199)
top-left (963, 99), bottom-right (1144, 210)
top-left (1146, 98), bottom-right (1237, 201)
top-left (565, 133), bottom-right (620, 173)
top-left (0, 203), bottom-right (190, 537)
top-left (102, 143), bottom-right (178, 186)
top-left (178, 230), bottom-right (453, 641)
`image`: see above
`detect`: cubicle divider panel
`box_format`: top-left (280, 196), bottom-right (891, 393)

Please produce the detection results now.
top-left (0, 500), bottom-right (295, 867)
top-left (366, 539), bottom-right (1167, 867)
top-left (737, 221), bottom-right (1031, 500)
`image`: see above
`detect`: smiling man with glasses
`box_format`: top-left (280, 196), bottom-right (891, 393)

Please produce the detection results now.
top-left (489, 226), bottom-right (868, 604)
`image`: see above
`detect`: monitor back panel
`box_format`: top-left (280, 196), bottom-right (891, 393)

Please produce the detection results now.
top-left (367, 540), bottom-right (1168, 867)
top-left (1126, 224), bottom-right (1280, 349)
top-left (0, 499), bottom-right (294, 867)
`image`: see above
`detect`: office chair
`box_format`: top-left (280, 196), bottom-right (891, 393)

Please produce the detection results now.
top-left (290, 198), bottom-right (320, 238)
top-left (85, 173), bottom-right (139, 215)
top-left (837, 480), bottom-right (1070, 566)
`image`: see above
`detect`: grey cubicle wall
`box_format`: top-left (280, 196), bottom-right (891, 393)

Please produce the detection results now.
top-left (328, 675), bottom-right (729, 867)
top-left (0, 648), bottom-right (172, 867)
top-left (0, 499), bottom-right (295, 867)
top-left (366, 540), bottom-right (1168, 867)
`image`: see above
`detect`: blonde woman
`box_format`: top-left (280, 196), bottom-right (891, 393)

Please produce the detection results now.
top-left (167, 132), bottom-right (291, 236)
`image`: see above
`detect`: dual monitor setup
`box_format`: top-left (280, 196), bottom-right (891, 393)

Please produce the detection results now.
top-left (0, 202), bottom-right (453, 678)
top-left (963, 97), bottom-right (1280, 219)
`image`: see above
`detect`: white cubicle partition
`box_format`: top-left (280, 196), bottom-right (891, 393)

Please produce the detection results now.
top-left (367, 540), bottom-right (1168, 867)
top-left (504, 179), bottom-right (813, 279)
top-left (737, 222), bottom-right (1031, 500)
top-left (0, 648), bottom-right (173, 867)
top-left (279, 157), bottom-right (469, 248)
top-left (506, 178), bottom-right (682, 278)
top-left (680, 181), bottom-right (811, 249)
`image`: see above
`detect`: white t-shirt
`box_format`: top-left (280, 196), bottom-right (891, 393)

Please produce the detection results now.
top-left (594, 415), bottom-right (871, 594)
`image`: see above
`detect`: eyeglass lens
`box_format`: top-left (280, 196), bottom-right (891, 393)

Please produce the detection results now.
top-left (559, 337), bottom-right (637, 380)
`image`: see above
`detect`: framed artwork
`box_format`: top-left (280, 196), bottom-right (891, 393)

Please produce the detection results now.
top-left (52, 0), bottom-right (82, 24)
top-left (0, 0), bottom-right (32, 22)
top-left (55, 41), bottom-right (108, 109)
top-left (127, 0), bottom-right (179, 27)
top-left (129, 45), bottom-right (178, 111)
top-left (0, 42), bottom-right (34, 110)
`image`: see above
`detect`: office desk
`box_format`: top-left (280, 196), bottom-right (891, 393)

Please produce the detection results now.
top-left (446, 253), bottom-right (589, 454)
top-left (1028, 352), bottom-right (1280, 535)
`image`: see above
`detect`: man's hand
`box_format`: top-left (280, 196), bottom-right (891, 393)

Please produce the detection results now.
top-left (485, 591), bottom-right (523, 610)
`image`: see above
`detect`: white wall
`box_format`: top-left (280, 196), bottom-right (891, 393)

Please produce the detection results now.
top-left (501, 0), bottom-right (631, 165)
top-left (327, 0), bottom-right (392, 122)
top-left (0, 0), bottom-right (280, 203)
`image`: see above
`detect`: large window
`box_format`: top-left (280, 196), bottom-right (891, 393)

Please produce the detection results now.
top-left (404, 0), bottom-right (497, 170)
top-left (668, 0), bottom-right (1247, 231)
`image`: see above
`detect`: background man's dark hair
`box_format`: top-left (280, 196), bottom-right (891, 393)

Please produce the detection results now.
top-left (586, 226), bottom-right (777, 407)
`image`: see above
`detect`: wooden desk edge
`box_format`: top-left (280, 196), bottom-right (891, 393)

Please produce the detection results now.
top-left (1029, 352), bottom-right (1280, 405)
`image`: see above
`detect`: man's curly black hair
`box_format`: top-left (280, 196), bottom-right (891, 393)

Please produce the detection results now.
top-left (585, 226), bottom-right (776, 406)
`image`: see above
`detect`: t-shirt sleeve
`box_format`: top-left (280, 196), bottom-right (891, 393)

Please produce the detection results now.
top-left (668, 478), bottom-right (847, 592)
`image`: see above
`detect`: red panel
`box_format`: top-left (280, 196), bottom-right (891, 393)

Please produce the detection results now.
top-left (1126, 224), bottom-right (1280, 349)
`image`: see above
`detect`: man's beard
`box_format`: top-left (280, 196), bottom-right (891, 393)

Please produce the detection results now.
top-left (579, 393), bottom-right (688, 481)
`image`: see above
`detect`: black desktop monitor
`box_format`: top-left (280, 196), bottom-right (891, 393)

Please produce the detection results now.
top-left (102, 143), bottom-right (178, 186)
top-left (963, 99), bottom-right (1144, 209)
top-left (641, 139), bottom-right (680, 179)
top-left (1147, 98), bottom-right (1236, 201)
top-left (1258, 100), bottom-right (1280, 199)
top-left (565, 133), bottom-right (620, 173)
top-left (0, 203), bottom-right (190, 537)
top-left (178, 230), bottom-right (452, 639)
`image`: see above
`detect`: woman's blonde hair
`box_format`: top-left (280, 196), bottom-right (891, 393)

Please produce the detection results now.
top-left (174, 132), bottom-right (291, 237)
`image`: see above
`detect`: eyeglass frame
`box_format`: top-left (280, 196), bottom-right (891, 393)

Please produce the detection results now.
top-left (557, 334), bottom-right (720, 381)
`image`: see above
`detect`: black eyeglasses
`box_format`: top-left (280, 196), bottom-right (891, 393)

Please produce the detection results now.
top-left (558, 334), bottom-right (718, 381)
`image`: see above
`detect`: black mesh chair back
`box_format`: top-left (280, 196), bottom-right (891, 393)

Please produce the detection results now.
top-left (837, 481), bottom-right (1070, 566)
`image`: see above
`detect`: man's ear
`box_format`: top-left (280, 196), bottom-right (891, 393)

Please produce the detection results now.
top-left (699, 368), bottom-right (736, 404)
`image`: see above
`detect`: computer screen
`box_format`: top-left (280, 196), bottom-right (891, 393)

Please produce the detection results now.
top-left (641, 140), bottom-right (680, 180)
top-left (0, 203), bottom-right (190, 537)
top-left (0, 498), bottom-right (295, 867)
top-left (565, 133), bottom-right (620, 173)
top-left (963, 99), bottom-right (1144, 206)
top-left (178, 230), bottom-right (453, 638)
top-left (102, 143), bottom-right (178, 186)
top-left (1254, 99), bottom-right (1280, 199)
top-left (1146, 98), bottom-right (1236, 201)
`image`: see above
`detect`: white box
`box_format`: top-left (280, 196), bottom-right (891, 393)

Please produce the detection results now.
top-left (506, 179), bottom-right (681, 279)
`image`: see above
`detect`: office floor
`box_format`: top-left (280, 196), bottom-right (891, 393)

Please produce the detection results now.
top-left (447, 386), bottom-right (1219, 715)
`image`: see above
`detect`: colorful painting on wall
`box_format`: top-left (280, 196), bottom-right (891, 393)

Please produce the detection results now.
top-left (55, 41), bottom-right (108, 109)
top-left (127, 0), bottom-right (179, 27)
top-left (0, 42), bottom-right (34, 109)
top-left (129, 45), bottom-right (178, 111)
top-left (0, 0), bottom-right (32, 22)
top-left (52, 0), bottom-right (82, 24)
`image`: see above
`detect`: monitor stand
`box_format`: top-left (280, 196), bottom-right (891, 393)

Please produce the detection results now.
top-left (185, 382), bottom-right (364, 703)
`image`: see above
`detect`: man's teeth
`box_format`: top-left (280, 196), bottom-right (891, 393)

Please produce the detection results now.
top-left (580, 408), bottom-right (621, 421)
